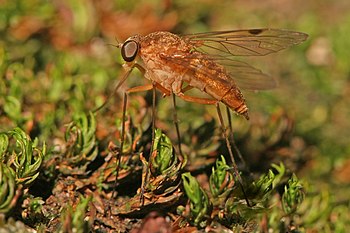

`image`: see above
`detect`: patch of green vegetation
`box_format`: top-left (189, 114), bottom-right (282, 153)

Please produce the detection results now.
top-left (0, 0), bottom-right (349, 232)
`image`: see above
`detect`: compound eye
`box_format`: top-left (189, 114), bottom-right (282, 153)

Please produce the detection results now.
top-left (121, 40), bottom-right (138, 62)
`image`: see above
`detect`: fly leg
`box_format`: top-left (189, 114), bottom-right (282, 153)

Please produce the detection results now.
top-left (172, 93), bottom-right (183, 159)
top-left (178, 92), bottom-right (242, 183)
top-left (104, 66), bottom-right (135, 199)
top-left (169, 84), bottom-right (195, 160)
top-left (110, 62), bottom-right (170, 205)
top-left (226, 107), bottom-right (247, 169)
top-left (118, 82), bottom-right (157, 206)
top-left (218, 105), bottom-right (251, 206)
top-left (93, 63), bottom-right (146, 200)
top-left (179, 93), bottom-right (238, 167)
top-left (176, 93), bottom-right (250, 206)
top-left (216, 105), bottom-right (243, 184)
top-left (177, 93), bottom-right (218, 105)
top-left (127, 64), bottom-right (179, 206)
top-left (113, 91), bottom-right (127, 199)
top-left (176, 94), bottom-right (237, 166)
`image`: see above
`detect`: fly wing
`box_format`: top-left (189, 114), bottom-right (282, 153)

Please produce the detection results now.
top-left (183, 28), bottom-right (308, 57)
top-left (159, 51), bottom-right (276, 91)
top-left (214, 58), bottom-right (277, 90)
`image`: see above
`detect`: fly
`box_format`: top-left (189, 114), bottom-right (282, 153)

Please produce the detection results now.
top-left (117, 29), bottom-right (308, 119)
top-left (108, 28), bottom-right (308, 204)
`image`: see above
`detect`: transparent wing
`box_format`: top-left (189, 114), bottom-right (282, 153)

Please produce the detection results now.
top-left (183, 28), bottom-right (308, 57)
top-left (214, 57), bottom-right (277, 90)
top-left (160, 52), bottom-right (276, 91)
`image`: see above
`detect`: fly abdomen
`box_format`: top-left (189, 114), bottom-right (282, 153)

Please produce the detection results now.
top-left (221, 86), bottom-right (249, 119)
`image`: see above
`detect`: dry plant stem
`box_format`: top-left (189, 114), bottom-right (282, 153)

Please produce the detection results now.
top-left (172, 93), bottom-right (183, 157)
top-left (226, 106), bottom-right (247, 168)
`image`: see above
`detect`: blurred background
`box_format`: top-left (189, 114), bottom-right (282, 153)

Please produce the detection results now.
top-left (1, 0), bottom-right (350, 230)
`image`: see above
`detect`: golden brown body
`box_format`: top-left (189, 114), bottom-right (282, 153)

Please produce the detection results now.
top-left (137, 32), bottom-right (248, 118)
